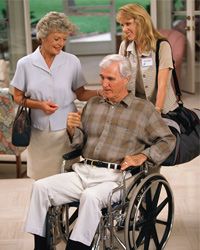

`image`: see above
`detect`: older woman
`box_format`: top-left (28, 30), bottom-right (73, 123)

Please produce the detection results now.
top-left (116, 4), bottom-right (178, 114)
top-left (11, 12), bottom-right (100, 180)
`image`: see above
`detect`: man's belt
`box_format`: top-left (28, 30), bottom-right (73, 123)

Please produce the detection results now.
top-left (84, 159), bottom-right (121, 170)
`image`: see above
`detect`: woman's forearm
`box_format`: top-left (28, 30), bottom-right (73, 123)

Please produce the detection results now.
top-left (155, 68), bottom-right (170, 112)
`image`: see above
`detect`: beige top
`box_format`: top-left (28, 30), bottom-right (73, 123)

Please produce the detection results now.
top-left (119, 40), bottom-right (178, 114)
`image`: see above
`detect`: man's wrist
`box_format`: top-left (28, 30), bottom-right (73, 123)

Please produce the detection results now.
top-left (140, 153), bottom-right (148, 161)
top-left (67, 127), bottom-right (75, 137)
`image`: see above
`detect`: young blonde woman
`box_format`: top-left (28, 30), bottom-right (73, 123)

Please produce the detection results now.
top-left (116, 3), bottom-right (178, 114)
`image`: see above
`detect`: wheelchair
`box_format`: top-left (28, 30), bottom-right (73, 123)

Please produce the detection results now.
top-left (46, 149), bottom-right (174, 250)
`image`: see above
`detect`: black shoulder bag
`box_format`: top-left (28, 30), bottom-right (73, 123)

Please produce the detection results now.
top-left (12, 98), bottom-right (31, 147)
top-left (156, 39), bottom-right (200, 166)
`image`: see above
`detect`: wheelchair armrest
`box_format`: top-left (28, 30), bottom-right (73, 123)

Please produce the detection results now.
top-left (127, 162), bottom-right (153, 175)
top-left (63, 148), bottom-right (82, 160)
top-left (125, 165), bottom-right (143, 176)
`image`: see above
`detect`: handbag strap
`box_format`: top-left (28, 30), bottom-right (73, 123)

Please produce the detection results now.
top-left (155, 39), bottom-right (183, 104)
top-left (21, 97), bottom-right (28, 107)
top-left (15, 97), bottom-right (30, 118)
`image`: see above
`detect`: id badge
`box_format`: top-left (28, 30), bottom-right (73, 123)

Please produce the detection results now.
top-left (142, 57), bottom-right (153, 67)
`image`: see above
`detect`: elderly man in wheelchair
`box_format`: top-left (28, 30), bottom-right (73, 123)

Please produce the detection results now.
top-left (24, 54), bottom-right (176, 250)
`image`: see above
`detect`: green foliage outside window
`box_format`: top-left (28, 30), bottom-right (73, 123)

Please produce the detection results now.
top-left (0, 0), bottom-right (150, 35)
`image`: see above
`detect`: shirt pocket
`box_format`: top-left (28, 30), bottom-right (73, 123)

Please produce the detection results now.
top-left (110, 124), bottom-right (138, 152)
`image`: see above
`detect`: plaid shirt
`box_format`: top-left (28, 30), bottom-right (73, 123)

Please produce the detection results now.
top-left (71, 93), bottom-right (176, 166)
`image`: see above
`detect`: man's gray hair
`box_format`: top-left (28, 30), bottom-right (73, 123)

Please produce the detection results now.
top-left (99, 54), bottom-right (132, 78)
top-left (36, 11), bottom-right (76, 40)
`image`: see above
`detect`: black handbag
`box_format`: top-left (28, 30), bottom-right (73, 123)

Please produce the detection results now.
top-left (155, 39), bottom-right (200, 166)
top-left (12, 98), bottom-right (31, 147)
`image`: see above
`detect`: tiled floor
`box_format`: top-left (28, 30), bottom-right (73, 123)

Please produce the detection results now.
top-left (0, 179), bottom-right (34, 250)
top-left (161, 156), bottom-right (200, 250)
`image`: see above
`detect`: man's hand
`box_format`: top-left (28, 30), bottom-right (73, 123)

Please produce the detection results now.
top-left (121, 153), bottom-right (148, 170)
top-left (67, 111), bottom-right (82, 136)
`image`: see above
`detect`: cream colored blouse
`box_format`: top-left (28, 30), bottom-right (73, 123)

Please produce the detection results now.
top-left (119, 40), bottom-right (178, 114)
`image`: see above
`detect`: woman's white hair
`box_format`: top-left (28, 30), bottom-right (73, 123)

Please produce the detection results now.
top-left (36, 11), bottom-right (76, 40)
top-left (99, 54), bottom-right (132, 78)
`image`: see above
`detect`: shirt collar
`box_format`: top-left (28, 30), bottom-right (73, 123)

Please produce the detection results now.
top-left (30, 47), bottom-right (49, 72)
top-left (99, 92), bottom-right (134, 108)
top-left (122, 92), bottom-right (135, 107)
top-left (126, 41), bottom-right (151, 57)
top-left (30, 47), bottom-right (66, 72)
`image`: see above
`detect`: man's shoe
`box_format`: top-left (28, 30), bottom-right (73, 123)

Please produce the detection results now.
top-left (66, 239), bottom-right (91, 250)
top-left (34, 234), bottom-right (47, 250)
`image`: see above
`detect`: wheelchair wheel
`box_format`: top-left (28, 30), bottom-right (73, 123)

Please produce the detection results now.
top-left (57, 204), bottom-right (69, 243)
top-left (58, 203), bottom-right (79, 243)
top-left (46, 206), bottom-right (63, 250)
top-left (91, 222), bottom-right (102, 250)
top-left (125, 173), bottom-right (174, 250)
top-left (46, 203), bottom-right (79, 249)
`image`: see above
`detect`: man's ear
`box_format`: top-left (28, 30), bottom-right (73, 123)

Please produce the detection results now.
top-left (123, 76), bottom-right (131, 90)
top-left (124, 76), bottom-right (130, 85)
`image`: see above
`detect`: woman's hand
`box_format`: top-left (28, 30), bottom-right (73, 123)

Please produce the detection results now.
top-left (67, 111), bottom-right (82, 136)
top-left (121, 153), bottom-right (148, 170)
top-left (12, 87), bottom-right (59, 114)
top-left (41, 100), bottom-right (59, 114)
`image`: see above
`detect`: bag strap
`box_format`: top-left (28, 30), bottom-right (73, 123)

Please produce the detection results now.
top-left (21, 97), bottom-right (28, 107)
top-left (155, 39), bottom-right (183, 104)
top-left (18, 97), bottom-right (31, 115)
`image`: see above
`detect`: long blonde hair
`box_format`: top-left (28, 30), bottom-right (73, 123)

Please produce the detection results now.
top-left (116, 4), bottom-right (165, 53)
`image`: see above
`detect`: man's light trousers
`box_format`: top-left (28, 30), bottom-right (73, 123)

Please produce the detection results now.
top-left (24, 163), bottom-right (122, 246)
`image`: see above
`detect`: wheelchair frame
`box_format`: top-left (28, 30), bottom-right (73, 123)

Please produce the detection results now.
top-left (46, 155), bottom-right (174, 250)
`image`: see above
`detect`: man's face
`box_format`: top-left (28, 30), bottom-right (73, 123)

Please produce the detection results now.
top-left (99, 62), bottom-right (128, 102)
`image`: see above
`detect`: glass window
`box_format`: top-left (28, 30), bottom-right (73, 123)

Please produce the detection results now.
top-left (172, 0), bottom-right (200, 61)
top-left (0, 0), bottom-right (8, 60)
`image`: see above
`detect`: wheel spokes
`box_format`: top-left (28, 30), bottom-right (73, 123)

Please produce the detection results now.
top-left (155, 197), bottom-right (169, 216)
top-left (143, 231), bottom-right (151, 250)
top-left (152, 182), bottom-right (162, 208)
top-left (151, 224), bottom-right (160, 248)
top-left (135, 228), bottom-right (145, 247)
